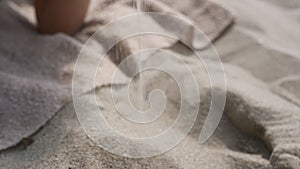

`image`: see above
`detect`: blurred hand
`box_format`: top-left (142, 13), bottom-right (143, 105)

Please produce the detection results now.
top-left (35, 0), bottom-right (90, 35)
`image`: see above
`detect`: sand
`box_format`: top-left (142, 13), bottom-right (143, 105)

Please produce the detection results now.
top-left (0, 0), bottom-right (233, 152)
top-left (1, 0), bottom-right (300, 169)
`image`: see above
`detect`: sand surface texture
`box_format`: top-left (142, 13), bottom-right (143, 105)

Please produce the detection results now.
top-left (0, 0), bottom-right (232, 151)
top-left (1, 0), bottom-right (300, 169)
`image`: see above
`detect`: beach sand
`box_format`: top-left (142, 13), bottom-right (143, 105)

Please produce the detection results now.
top-left (1, 0), bottom-right (300, 168)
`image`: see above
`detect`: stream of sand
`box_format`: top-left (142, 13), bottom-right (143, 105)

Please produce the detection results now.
top-left (136, 0), bottom-right (146, 111)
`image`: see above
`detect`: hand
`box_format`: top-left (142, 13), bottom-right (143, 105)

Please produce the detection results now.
top-left (35, 0), bottom-right (90, 35)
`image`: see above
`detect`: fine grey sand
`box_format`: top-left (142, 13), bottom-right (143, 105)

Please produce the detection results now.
top-left (1, 0), bottom-right (300, 169)
top-left (0, 0), bottom-right (233, 152)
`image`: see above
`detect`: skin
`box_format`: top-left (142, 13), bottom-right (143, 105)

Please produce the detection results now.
top-left (35, 0), bottom-right (90, 35)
